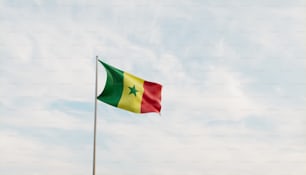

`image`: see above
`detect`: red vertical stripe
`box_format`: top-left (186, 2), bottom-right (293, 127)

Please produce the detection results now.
top-left (141, 81), bottom-right (162, 113)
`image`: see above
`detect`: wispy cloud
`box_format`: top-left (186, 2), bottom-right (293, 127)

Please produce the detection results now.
top-left (0, 0), bottom-right (305, 174)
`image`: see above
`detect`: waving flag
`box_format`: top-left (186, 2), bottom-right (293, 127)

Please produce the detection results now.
top-left (97, 60), bottom-right (162, 114)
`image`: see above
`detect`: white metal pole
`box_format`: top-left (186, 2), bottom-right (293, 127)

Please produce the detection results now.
top-left (92, 55), bottom-right (98, 175)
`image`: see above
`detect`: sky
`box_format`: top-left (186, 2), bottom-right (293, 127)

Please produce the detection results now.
top-left (0, 0), bottom-right (305, 174)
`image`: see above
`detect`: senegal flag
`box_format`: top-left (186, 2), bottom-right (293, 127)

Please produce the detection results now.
top-left (97, 60), bottom-right (162, 114)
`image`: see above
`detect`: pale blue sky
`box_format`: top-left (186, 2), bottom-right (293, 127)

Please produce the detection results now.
top-left (0, 0), bottom-right (305, 174)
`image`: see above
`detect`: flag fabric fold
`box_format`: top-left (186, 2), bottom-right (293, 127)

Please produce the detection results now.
top-left (97, 60), bottom-right (162, 114)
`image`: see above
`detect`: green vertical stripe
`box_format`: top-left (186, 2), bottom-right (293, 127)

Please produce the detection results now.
top-left (97, 60), bottom-right (124, 107)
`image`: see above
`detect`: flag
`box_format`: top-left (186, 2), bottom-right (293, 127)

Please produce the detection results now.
top-left (97, 60), bottom-right (162, 114)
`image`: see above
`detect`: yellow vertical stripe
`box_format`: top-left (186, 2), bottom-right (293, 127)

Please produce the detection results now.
top-left (118, 72), bottom-right (144, 113)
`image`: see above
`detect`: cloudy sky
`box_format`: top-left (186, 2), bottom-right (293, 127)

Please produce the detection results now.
top-left (0, 0), bottom-right (305, 174)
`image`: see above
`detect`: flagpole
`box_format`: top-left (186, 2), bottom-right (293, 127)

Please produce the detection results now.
top-left (92, 55), bottom-right (98, 175)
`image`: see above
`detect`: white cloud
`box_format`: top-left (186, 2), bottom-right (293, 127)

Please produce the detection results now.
top-left (0, 130), bottom-right (91, 175)
top-left (0, 0), bottom-right (305, 175)
top-left (1, 108), bottom-right (92, 131)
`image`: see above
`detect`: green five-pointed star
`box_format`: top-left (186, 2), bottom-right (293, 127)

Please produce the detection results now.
top-left (128, 85), bottom-right (138, 96)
